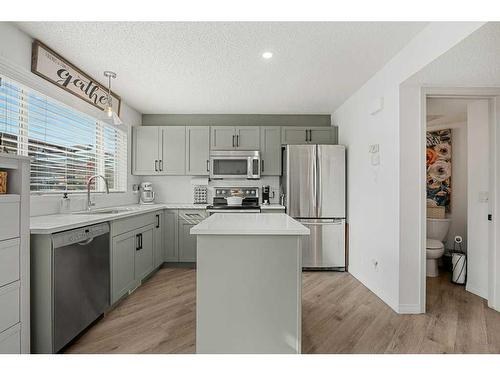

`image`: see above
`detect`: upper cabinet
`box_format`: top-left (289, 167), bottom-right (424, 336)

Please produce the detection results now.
top-left (186, 126), bottom-right (210, 175)
top-left (132, 126), bottom-right (186, 175)
top-left (281, 126), bottom-right (336, 145)
top-left (160, 127), bottom-right (186, 175)
top-left (132, 124), bottom-right (337, 176)
top-left (260, 127), bottom-right (281, 176)
top-left (211, 126), bottom-right (260, 150)
top-left (133, 126), bottom-right (161, 175)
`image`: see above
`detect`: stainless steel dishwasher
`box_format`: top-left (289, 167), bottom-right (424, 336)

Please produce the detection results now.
top-left (51, 223), bottom-right (110, 352)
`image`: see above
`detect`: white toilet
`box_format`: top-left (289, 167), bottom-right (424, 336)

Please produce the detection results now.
top-left (426, 218), bottom-right (451, 277)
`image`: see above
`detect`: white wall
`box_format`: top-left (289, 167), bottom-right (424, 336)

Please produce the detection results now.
top-left (146, 175), bottom-right (280, 205)
top-left (0, 22), bottom-right (143, 216)
top-left (332, 22), bottom-right (485, 312)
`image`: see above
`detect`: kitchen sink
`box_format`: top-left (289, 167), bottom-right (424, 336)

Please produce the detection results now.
top-left (73, 207), bottom-right (136, 215)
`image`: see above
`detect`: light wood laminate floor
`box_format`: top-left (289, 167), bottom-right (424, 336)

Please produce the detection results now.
top-left (64, 267), bottom-right (500, 354)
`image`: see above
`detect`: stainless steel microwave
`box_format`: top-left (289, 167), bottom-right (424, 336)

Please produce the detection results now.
top-left (209, 151), bottom-right (261, 180)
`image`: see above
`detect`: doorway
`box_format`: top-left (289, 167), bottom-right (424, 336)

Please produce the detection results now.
top-left (421, 89), bottom-right (500, 313)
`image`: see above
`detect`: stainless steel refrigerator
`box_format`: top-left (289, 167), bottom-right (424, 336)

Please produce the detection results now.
top-left (282, 144), bottom-right (346, 270)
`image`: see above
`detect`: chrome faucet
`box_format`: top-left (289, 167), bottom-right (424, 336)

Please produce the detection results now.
top-left (87, 175), bottom-right (110, 211)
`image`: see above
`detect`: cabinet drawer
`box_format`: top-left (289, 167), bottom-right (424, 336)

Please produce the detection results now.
top-left (111, 213), bottom-right (156, 237)
top-left (0, 282), bottom-right (20, 333)
top-left (0, 201), bottom-right (20, 241)
top-left (0, 238), bottom-right (20, 288)
top-left (0, 324), bottom-right (21, 354)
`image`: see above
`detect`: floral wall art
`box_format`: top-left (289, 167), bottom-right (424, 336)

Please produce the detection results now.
top-left (426, 129), bottom-right (452, 210)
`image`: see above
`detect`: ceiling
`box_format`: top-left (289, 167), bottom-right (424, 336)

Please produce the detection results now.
top-left (407, 22), bottom-right (500, 87)
top-left (427, 98), bottom-right (470, 127)
top-left (16, 22), bottom-right (427, 114)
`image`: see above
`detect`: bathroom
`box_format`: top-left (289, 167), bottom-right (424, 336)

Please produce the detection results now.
top-left (425, 97), bottom-right (491, 300)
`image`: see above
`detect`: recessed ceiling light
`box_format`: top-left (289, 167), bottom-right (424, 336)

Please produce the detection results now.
top-left (262, 52), bottom-right (273, 59)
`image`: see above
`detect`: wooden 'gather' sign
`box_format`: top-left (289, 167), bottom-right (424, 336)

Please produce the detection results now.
top-left (31, 40), bottom-right (121, 115)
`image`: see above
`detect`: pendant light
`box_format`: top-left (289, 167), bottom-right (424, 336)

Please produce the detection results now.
top-left (102, 71), bottom-right (123, 126)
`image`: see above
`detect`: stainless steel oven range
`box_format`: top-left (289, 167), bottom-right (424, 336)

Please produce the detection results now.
top-left (207, 187), bottom-right (260, 215)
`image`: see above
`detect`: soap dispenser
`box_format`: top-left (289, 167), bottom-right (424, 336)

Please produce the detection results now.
top-left (60, 193), bottom-right (71, 214)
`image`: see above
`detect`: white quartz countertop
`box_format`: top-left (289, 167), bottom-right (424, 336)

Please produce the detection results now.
top-left (190, 213), bottom-right (310, 236)
top-left (30, 203), bottom-right (208, 234)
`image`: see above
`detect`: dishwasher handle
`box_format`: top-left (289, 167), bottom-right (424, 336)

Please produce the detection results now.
top-left (77, 238), bottom-right (94, 246)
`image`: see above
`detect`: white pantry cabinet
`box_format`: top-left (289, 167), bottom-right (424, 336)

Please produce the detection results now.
top-left (0, 154), bottom-right (30, 354)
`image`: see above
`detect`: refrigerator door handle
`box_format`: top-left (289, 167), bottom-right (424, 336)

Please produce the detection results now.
top-left (316, 145), bottom-right (321, 217)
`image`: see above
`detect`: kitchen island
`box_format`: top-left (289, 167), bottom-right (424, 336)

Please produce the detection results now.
top-left (190, 213), bottom-right (309, 354)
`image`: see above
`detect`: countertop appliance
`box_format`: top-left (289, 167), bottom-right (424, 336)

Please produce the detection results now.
top-left (51, 223), bottom-right (110, 352)
top-left (262, 185), bottom-right (271, 205)
top-left (207, 187), bottom-right (260, 214)
top-left (282, 144), bottom-right (346, 270)
top-left (209, 151), bottom-right (261, 180)
top-left (140, 182), bottom-right (155, 204)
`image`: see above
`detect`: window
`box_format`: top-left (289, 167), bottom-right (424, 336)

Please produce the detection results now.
top-left (0, 75), bottom-right (127, 193)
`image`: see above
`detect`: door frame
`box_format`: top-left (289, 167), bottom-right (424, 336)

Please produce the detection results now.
top-left (419, 87), bottom-right (500, 312)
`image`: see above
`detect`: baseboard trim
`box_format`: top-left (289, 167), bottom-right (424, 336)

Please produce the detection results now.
top-left (466, 283), bottom-right (488, 300)
top-left (398, 304), bottom-right (424, 314)
top-left (348, 270), bottom-right (399, 313)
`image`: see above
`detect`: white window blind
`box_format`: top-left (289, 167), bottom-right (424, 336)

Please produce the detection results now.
top-left (0, 75), bottom-right (127, 193)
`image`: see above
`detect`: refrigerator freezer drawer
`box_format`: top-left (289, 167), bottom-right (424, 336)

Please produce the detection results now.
top-left (298, 219), bottom-right (345, 269)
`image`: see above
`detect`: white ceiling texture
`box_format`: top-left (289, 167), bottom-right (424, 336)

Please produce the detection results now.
top-left (16, 22), bottom-right (427, 114)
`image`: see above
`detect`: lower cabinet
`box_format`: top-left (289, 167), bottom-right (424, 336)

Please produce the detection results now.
top-left (111, 232), bottom-right (136, 303)
top-left (153, 212), bottom-right (164, 268)
top-left (134, 225), bottom-right (154, 281)
top-left (164, 210), bottom-right (179, 262)
top-left (178, 221), bottom-right (197, 262)
top-left (164, 209), bottom-right (207, 263)
top-left (110, 213), bottom-right (159, 304)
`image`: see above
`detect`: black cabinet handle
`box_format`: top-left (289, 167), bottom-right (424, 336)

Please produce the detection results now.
top-left (136, 234), bottom-right (140, 250)
top-left (261, 160), bottom-right (265, 172)
top-left (139, 233), bottom-right (143, 250)
top-left (159, 160), bottom-right (163, 171)
top-left (232, 135), bottom-right (235, 147)
top-left (156, 214), bottom-right (160, 228)
top-left (154, 160), bottom-right (158, 172)
top-left (236, 135), bottom-right (240, 147)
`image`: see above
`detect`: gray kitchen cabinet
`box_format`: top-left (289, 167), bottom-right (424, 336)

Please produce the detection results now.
top-left (110, 212), bottom-right (158, 304)
top-left (132, 126), bottom-right (186, 175)
top-left (153, 211), bottom-right (164, 268)
top-left (281, 127), bottom-right (308, 145)
top-left (186, 126), bottom-right (210, 175)
top-left (211, 126), bottom-right (238, 150)
top-left (178, 221), bottom-right (197, 262)
top-left (260, 127), bottom-right (281, 175)
top-left (210, 126), bottom-right (260, 150)
top-left (111, 231), bottom-right (136, 304)
top-left (309, 127), bottom-right (336, 144)
top-left (281, 126), bottom-right (336, 145)
top-left (178, 210), bottom-right (207, 262)
top-left (160, 126), bottom-right (186, 175)
top-left (134, 225), bottom-right (154, 280)
top-left (133, 126), bottom-right (161, 175)
top-left (236, 127), bottom-right (260, 150)
top-left (164, 210), bottom-right (179, 262)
